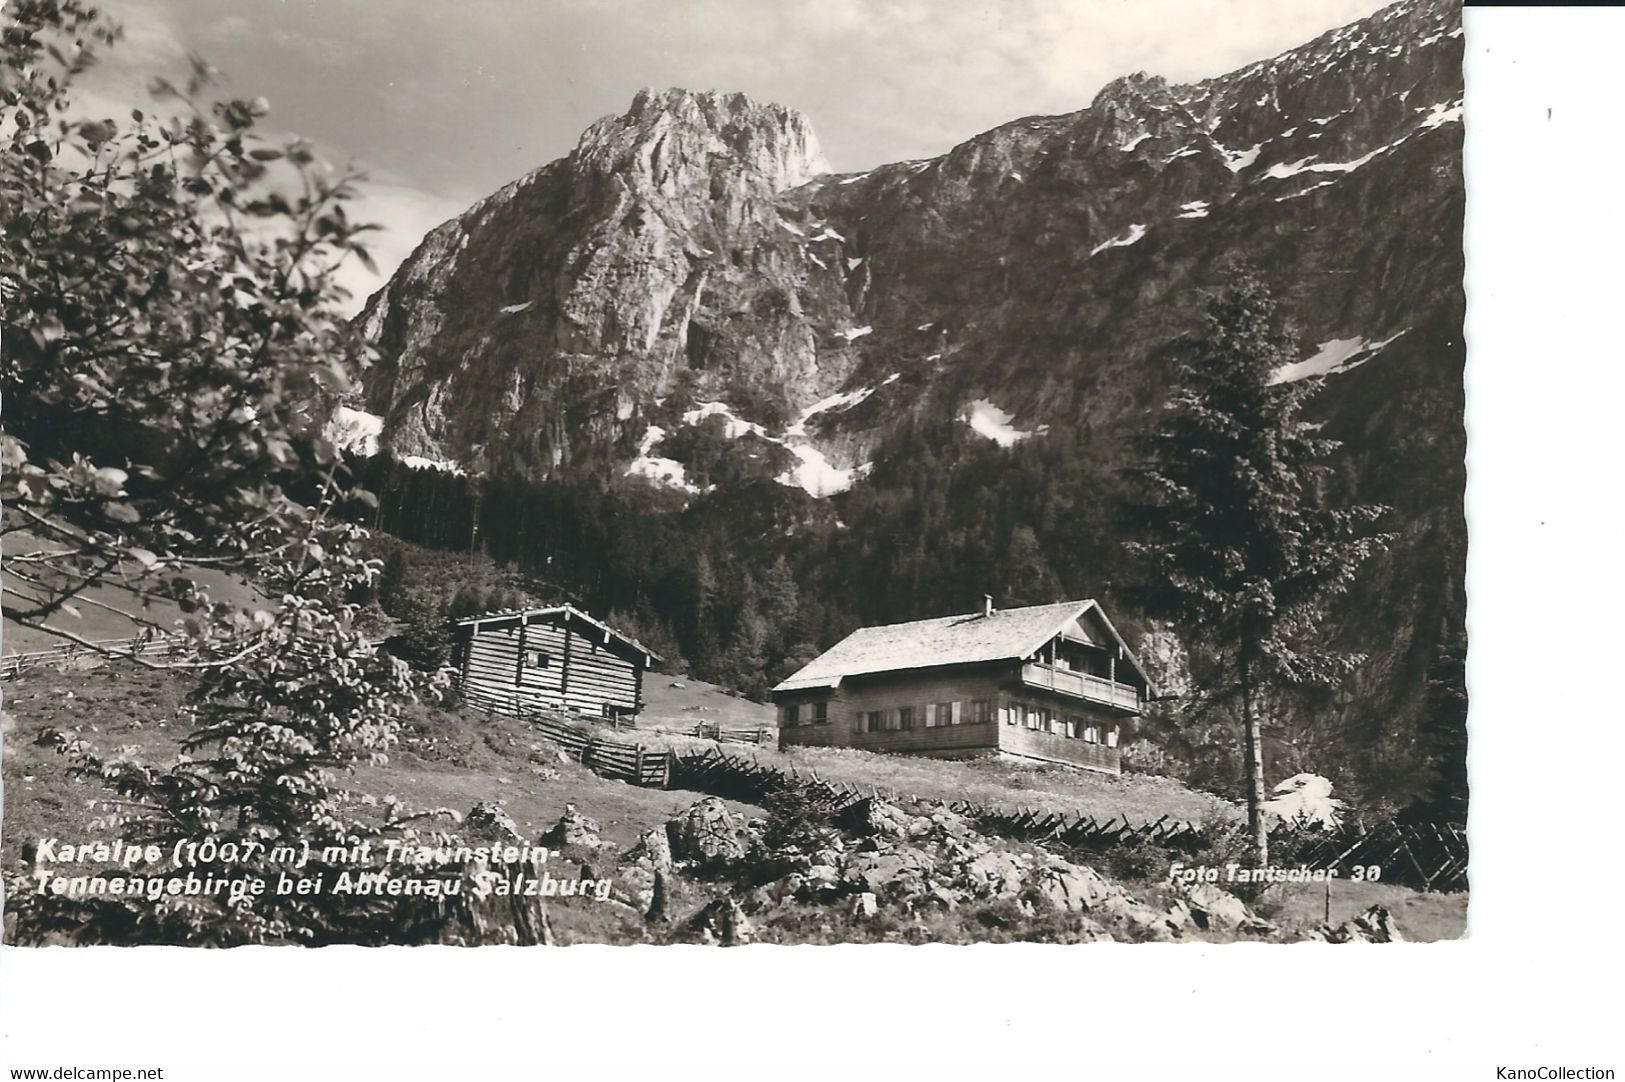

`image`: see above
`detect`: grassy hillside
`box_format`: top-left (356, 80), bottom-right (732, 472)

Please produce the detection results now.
top-left (639, 674), bottom-right (776, 732)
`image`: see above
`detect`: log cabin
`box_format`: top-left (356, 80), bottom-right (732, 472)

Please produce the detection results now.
top-left (450, 605), bottom-right (660, 718)
top-left (771, 598), bottom-right (1153, 775)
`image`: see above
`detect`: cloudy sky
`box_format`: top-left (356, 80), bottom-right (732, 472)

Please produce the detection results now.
top-left (81, 0), bottom-right (1388, 305)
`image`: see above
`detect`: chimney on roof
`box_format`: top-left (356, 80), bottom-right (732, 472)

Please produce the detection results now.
top-left (983, 594), bottom-right (995, 618)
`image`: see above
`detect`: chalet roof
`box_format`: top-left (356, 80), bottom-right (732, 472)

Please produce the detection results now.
top-left (453, 604), bottom-right (662, 664)
top-left (772, 599), bottom-right (1151, 693)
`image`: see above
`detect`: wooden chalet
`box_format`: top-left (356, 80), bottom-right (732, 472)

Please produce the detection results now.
top-left (771, 598), bottom-right (1153, 775)
top-left (451, 605), bottom-right (660, 718)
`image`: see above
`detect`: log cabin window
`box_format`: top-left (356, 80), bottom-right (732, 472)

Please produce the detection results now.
top-left (971, 700), bottom-right (994, 724)
top-left (896, 706), bottom-right (915, 731)
top-left (811, 702), bottom-right (828, 725)
top-left (864, 710), bottom-right (885, 733)
top-left (931, 702), bottom-right (956, 727)
top-left (525, 650), bottom-right (550, 670)
top-left (782, 704), bottom-right (800, 727)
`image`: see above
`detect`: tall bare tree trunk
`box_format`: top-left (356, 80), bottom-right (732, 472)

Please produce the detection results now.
top-left (1240, 645), bottom-right (1269, 865)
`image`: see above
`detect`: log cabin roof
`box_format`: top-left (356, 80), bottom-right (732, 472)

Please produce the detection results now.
top-left (772, 599), bottom-right (1151, 693)
top-left (453, 604), bottom-right (662, 665)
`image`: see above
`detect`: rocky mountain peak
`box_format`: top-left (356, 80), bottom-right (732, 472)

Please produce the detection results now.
top-left (1090, 71), bottom-right (1171, 109)
top-left (572, 86), bottom-right (830, 199)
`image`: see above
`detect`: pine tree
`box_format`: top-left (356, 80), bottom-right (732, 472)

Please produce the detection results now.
top-left (1124, 271), bottom-right (1391, 863)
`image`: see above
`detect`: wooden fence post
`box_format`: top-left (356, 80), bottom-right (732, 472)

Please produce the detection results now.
top-left (635, 744), bottom-right (645, 784)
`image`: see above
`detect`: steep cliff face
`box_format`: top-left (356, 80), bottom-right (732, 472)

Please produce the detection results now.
top-left (358, 87), bottom-right (844, 477)
top-left (353, 0), bottom-right (1465, 797)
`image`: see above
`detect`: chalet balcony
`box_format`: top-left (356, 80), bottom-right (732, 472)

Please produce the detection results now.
top-left (1019, 663), bottom-right (1140, 712)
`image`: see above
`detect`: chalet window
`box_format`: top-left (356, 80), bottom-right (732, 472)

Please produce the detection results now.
top-left (897, 706), bottom-right (915, 731)
top-left (812, 702), bottom-right (829, 725)
top-left (865, 710), bottom-right (885, 733)
top-left (782, 704), bottom-right (800, 727)
top-left (933, 702), bottom-right (956, 727)
top-left (1106, 726), bottom-right (1120, 748)
top-left (852, 712), bottom-right (865, 734)
top-left (525, 650), bottom-right (550, 669)
top-left (971, 700), bottom-right (994, 724)
top-left (1083, 725), bottom-right (1099, 744)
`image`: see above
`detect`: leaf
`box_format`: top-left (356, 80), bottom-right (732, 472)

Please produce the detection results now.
top-left (248, 148), bottom-right (283, 162)
top-left (104, 502), bottom-right (141, 524)
top-left (129, 548), bottom-right (160, 569)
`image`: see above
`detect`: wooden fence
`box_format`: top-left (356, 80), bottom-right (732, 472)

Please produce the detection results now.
top-left (464, 690), bottom-right (671, 788)
top-left (1, 634), bottom-right (181, 679)
top-left (686, 723), bottom-right (773, 746)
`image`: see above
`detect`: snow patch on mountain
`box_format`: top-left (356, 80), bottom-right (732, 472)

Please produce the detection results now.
top-left (683, 401), bottom-right (770, 439)
top-left (627, 453), bottom-right (704, 494)
top-left (402, 454), bottom-right (466, 475)
top-left (327, 405), bottom-right (383, 456)
top-left (649, 398), bottom-right (876, 498)
top-left (1261, 125), bottom-right (1427, 183)
top-left (499, 301), bottom-right (534, 314)
top-left (777, 445), bottom-right (870, 497)
top-left (1272, 330), bottom-right (1409, 384)
top-left (1090, 224), bottom-right (1147, 256)
top-left (962, 400), bottom-right (1045, 446)
top-left (1419, 100), bottom-right (1463, 129)
top-left (838, 325), bottom-right (873, 342)
top-left (1274, 180), bottom-right (1336, 202)
top-left (1177, 201), bottom-right (1210, 219)
top-left (786, 385), bottom-right (877, 437)
top-left (1218, 141), bottom-right (1263, 172)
